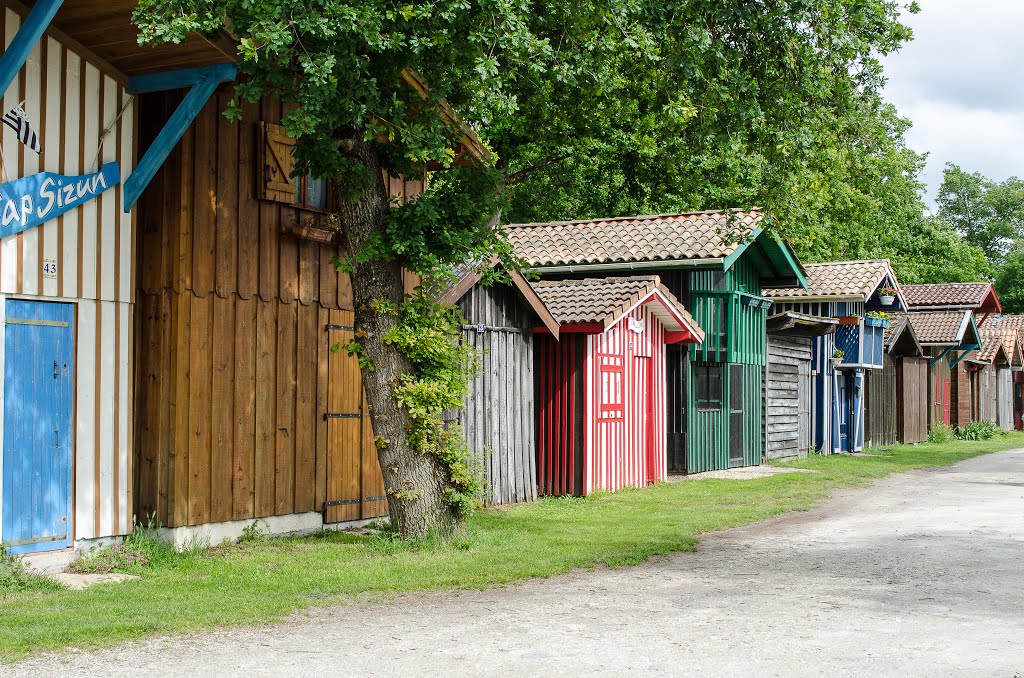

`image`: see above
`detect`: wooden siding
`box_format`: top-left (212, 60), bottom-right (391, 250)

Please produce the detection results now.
top-left (977, 364), bottom-right (998, 424)
top-left (535, 333), bottom-right (584, 497)
top-left (765, 336), bottom-right (811, 460)
top-left (688, 362), bottom-right (762, 472)
top-left (896, 357), bottom-right (928, 444)
top-left (864, 354), bottom-right (897, 447)
top-left (949, 359), bottom-right (971, 427)
top-left (133, 92), bottom-right (421, 527)
top-left (584, 305), bottom-right (666, 494)
top-left (690, 259), bottom-right (768, 366)
top-left (454, 283), bottom-right (537, 505)
top-left (0, 12), bottom-right (135, 546)
top-left (997, 367), bottom-right (1013, 430)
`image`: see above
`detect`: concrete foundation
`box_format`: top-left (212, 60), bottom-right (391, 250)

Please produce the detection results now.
top-left (157, 512), bottom-right (385, 550)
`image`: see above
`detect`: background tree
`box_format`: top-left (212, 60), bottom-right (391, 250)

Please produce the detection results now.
top-left (936, 163), bottom-right (1024, 264)
top-left (135, 0), bottom-right (920, 538)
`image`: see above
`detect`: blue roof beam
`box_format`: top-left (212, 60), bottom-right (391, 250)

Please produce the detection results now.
top-left (0, 0), bottom-right (64, 98)
top-left (123, 63), bottom-right (238, 212)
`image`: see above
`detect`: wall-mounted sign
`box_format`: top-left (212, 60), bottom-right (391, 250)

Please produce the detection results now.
top-left (0, 162), bottom-right (120, 238)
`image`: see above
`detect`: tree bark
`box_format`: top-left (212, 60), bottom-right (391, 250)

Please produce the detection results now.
top-left (336, 137), bottom-right (461, 539)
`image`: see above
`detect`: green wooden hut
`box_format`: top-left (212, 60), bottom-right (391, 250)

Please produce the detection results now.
top-left (506, 210), bottom-right (806, 473)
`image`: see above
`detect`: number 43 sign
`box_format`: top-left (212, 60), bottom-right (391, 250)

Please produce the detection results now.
top-left (42, 258), bottom-right (57, 280)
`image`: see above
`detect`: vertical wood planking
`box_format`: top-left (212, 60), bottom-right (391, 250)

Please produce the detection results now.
top-left (187, 294), bottom-right (212, 524)
top-left (293, 302), bottom-right (317, 513)
top-left (236, 100), bottom-right (259, 299)
top-left (191, 103), bottom-right (216, 298)
top-left (233, 296), bottom-right (257, 518)
top-left (254, 300), bottom-right (276, 516)
top-left (274, 301), bottom-right (296, 515)
top-left (215, 92), bottom-right (239, 299)
top-left (210, 296), bottom-right (235, 522)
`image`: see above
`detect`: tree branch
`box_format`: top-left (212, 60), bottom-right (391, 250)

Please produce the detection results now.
top-left (504, 155), bottom-right (569, 184)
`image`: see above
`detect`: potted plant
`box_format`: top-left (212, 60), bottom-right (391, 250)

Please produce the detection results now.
top-left (878, 287), bottom-right (898, 306)
top-left (831, 348), bottom-right (844, 368)
top-left (865, 310), bottom-right (891, 328)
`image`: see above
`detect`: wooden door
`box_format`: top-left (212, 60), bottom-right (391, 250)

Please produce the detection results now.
top-left (798, 359), bottom-right (811, 455)
top-left (2, 300), bottom-right (75, 555)
top-left (665, 344), bottom-right (688, 473)
top-left (729, 364), bottom-right (744, 467)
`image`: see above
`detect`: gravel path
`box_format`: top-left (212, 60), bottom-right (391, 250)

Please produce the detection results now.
top-left (9, 449), bottom-right (1024, 677)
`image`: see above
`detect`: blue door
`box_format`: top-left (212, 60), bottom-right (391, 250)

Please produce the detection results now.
top-left (2, 300), bottom-right (75, 555)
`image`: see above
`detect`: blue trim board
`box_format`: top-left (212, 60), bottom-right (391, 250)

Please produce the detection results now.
top-left (0, 0), bottom-right (63, 98)
top-left (123, 63), bottom-right (238, 212)
top-left (949, 343), bottom-right (981, 368)
top-left (929, 345), bottom-right (954, 367)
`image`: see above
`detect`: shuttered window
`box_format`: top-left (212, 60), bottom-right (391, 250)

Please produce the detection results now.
top-left (260, 122), bottom-right (332, 211)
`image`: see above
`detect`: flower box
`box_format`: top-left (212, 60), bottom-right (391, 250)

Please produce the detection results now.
top-left (836, 315), bottom-right (860, 326)
top-left (864, 316), bottom-right (891, 329)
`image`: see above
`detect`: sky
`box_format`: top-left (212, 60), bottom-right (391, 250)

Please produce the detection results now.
top-left (881, 0), bottom-right (1024, 205)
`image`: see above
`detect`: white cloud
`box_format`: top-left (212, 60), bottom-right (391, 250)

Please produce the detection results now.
top-left (882, 0), bottom-right (1024, 202)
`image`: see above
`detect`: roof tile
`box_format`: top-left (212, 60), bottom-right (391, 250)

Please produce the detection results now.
top-left (902, 282), bottom-right (992, 309)
top-left (764, 259), bottom-right (897, 301)
top-left (506, 210), bottom-right (760, 267)
top-left (905, 311), bottom-right (970, 345)
top-left (530, 275), bottom-right (702, 341)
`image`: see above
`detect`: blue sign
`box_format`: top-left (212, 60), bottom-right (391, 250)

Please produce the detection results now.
top-left (0, 162), bottom-right (120, 238)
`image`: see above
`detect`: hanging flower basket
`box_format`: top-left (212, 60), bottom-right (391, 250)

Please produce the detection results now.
top-left (879, 294), bottom-right (896, 306)
top-left (830, 356), bottom-right (844, 368)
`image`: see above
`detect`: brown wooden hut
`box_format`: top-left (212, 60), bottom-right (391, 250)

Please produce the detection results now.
top-left (866, 314), bottom-right (927, 446)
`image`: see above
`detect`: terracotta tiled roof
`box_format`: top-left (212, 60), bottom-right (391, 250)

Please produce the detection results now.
top-left (530, 276), bottom-right (704, 341)
top-left (979, 327), bottom-right (1021, 365)
top-left (986, 314), bottom-right (1024, 332)
top-left (976, 328), bottom-right (1012, 364)
top-left (506, 210), bottom-right (761, 267)
top-left (906, 311), bottom-right (973, 345)
top-left (901, 282), bottom-right (993, 309)
top-left (763, 259), bottom-right (898, 301)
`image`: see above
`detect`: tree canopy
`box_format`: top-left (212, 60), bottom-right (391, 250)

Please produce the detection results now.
top-left (134, 0), bottom-right (947, 537)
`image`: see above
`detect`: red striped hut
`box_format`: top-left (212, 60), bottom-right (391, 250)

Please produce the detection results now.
top-left (532, 276), bottom-right (703, 496)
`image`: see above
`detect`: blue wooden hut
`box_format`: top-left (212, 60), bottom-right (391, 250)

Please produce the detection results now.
top-left (764, 260), bottom-right (906, 453)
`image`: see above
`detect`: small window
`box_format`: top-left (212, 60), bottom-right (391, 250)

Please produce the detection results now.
top-left (695, 363), bottom-right (723, 411)
top-left (296, 175), bottom-right (330, 211)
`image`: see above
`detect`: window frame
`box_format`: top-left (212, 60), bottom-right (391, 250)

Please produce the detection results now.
top-left (694, 362), bottom-right (724, 412)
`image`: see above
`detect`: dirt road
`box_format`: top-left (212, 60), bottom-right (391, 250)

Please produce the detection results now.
top-left (10, 449), bottom-right (1024, 677)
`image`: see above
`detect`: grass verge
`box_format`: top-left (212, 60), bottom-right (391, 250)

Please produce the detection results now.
top-left (2, 432), bottom-right (1021, 661)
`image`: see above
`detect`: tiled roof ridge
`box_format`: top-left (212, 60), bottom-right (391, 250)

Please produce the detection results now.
top-left (505, 208), bottom-right (760, 229)
top-left (802, 258), bottom-right (892, 267)
top-left (534, 275), bottom-right (660, 287)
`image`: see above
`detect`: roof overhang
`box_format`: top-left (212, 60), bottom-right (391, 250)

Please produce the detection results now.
top-left (438, 258), bottom-right (560, 339)
top-left (608, 289), bottom-right (704, 343)
top-left (887, 319), bottom-right (924, 357)
top-left (766, 312), bottom-right (838, 337)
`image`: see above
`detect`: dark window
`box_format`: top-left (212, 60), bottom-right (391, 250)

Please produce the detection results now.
top-left (695, 362), bottom-right (724, 411)
top-left (295, 175), bottom-right (331, 211)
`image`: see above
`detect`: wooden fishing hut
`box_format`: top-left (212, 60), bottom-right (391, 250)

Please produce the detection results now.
top-left (902, 283), bottom-right (1001, 429)
top-left (438, 260), bottom-right (559, 505)
top-left (530, 276), bottom-right (703, 496)
top-left (764, 260), bottom-right (905, 453)
top-left (508, 211), bottom-right (806, 475)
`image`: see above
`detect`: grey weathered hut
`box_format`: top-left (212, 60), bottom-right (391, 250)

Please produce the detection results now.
top-left (764, 312), bottom-right (837, 460)
top-left (440, 262), bottom-right (559, 505)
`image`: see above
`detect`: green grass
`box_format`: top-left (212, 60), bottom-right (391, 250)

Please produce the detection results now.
top-left (2, 432), bottom-right (1022, 661)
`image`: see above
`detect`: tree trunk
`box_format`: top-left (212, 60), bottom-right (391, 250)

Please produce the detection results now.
top-left (335, 137), bottom-right (461, 540)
